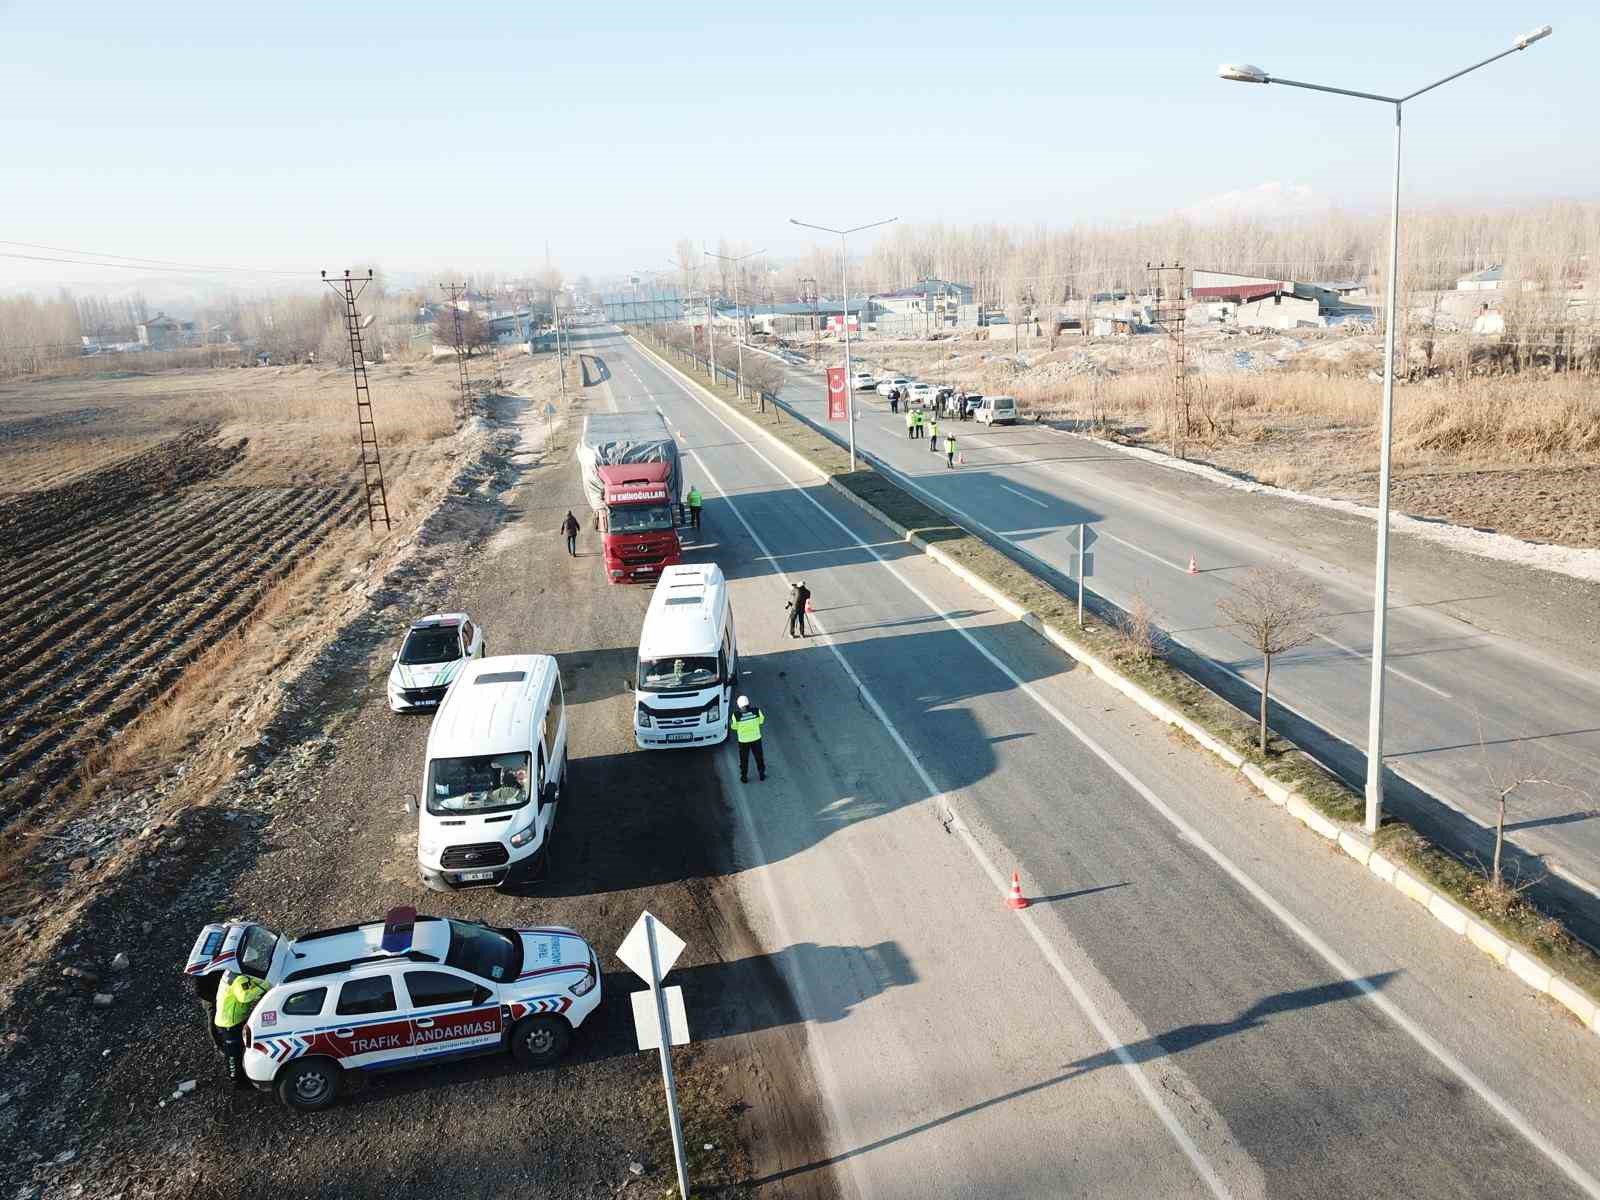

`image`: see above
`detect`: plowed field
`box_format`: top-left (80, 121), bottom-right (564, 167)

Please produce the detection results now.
top-left (0, 425), bottom-right (360, 840)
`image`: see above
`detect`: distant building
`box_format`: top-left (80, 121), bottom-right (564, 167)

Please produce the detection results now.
top-left (137, 312), bottom-right (193, 349)
top-left (1457, 265), bottom-right (1504, 291)
top-left (1235, 293), bottom-right (1324, 331)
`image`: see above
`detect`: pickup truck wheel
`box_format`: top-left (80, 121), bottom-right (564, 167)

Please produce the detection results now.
top-left (275, 1058), bottom-right (341, 1112)
top-left (511, 1015), bottom-right (570, 1068)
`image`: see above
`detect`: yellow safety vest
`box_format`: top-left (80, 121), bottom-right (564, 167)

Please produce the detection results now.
top-left (945, 435), bottom-right (956, 452)
top-left (214, 973), bottom-right (269, 1028)
top-left (731, 709), bottom-right (765, 743)
top-left (929, 421), bottom-right (939, 437)
top-left (688, 489), bottom-right (702, 508)
top-left (913, 410), bottom-right (924, 426)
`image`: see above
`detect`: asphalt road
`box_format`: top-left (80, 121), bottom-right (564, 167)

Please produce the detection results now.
top-left (595, 325), bottom-right (1600, 1200)
top-left (734, 343), bottom-right (1600, 928)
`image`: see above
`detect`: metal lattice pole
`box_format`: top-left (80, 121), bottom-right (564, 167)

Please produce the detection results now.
top-left (441, 282), bottom-right (472, 412)
top-left (322, 269), bottom-right (390, 531)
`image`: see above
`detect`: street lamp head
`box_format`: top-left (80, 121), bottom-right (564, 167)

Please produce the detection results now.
top-left (1513, 24), bottom-right (1552, 48)
top-left (1218, 63), bottom-right (1270, 83)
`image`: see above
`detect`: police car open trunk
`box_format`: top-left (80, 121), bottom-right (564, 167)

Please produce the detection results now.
top-left (575, 411), bottom-right (685, 583)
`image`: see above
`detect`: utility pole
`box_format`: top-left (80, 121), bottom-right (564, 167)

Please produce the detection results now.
top-left (441, 282), bottom-right (471, 412)
top-left (322, 269), bottom-right (390, 531)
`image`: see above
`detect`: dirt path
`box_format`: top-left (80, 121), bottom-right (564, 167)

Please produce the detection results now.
top-left (0, 371), bottom-right (829, 1199)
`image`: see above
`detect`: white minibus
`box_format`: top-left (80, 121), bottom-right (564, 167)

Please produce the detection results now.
top-left (633, 563), bottom-right (736, 750)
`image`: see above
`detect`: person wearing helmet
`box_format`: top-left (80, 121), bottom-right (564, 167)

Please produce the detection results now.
top-left (729, 695), bottom-right (766, 783)
top-left (786, 580), bottom-right (812, 638)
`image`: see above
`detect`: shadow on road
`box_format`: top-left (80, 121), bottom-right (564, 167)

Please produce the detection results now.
top-left (750, 971), bottom-right (1398, 1186)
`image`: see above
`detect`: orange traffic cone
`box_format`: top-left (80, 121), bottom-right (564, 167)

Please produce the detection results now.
top-left (1005, 870), bottom-right (1030, 911)
top-left (1187, 554), bottom-right (1199, 575)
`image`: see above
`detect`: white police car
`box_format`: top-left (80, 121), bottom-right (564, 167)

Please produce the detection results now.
top-left (184, 905), bottom-right (601, 1111)
top-left (387, 612), bottom-right (486, 712)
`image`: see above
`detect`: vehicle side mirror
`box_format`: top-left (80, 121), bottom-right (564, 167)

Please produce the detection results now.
top-left (401, 792), bottom-right (416, 816)
top-left (541, 782), bottom-right (558, 810)
top-left (623, 677), bottom-right (635, 693)
top-left (392, 651), bottom-right (399, 663)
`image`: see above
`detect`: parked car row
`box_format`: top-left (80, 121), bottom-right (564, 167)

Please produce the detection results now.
top-left (853, 368), bottom-right (1018, 425)
top-left (188, 561), bottom-right (743, 1112)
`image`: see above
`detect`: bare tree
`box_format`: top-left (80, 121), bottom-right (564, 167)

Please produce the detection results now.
top-left (433, 308), bottom-right (489, 359)
top-left (1216, 566), bottom-right (1322, 753)
top-left (1474, 716), bottom-right (1587, 890)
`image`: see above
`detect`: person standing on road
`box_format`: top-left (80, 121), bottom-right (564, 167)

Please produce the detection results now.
top-left (889, 390), bottom-right (900, 414)
top-left (787, 579), bottom-right (812, 637)
top-left (945, 430), bottom-right (958, 469)
top-left (904, 405), bottom-right (915, 438)
top-left (928, 415), bottom-right (940, 454)
top-left (687, 485), bottom-right (703, 529)
top-left (560, 510), bottom-right (580, 557)
top-left (213, 972), bottom-right (269, 1088)
top-left (730, 695), bottom-right (767, 782)
top-left (913, 407), bottom-right (924, 439)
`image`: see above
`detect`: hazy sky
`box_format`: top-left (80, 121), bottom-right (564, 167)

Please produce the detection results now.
top-left (2, 0), bottom-right (1592, 288)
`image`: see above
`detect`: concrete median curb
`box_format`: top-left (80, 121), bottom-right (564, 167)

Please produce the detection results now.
top-left (629, 331), bottom-right (1600, 1041)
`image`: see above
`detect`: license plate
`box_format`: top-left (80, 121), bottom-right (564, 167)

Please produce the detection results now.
top-left (667, 733), bottom-right (693, 742)
top-left (416, 699), bottom-right (438, 707)
top-left (457, 870), bottom-right (495, 882)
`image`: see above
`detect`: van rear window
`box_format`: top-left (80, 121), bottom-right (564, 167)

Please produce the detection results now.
top-left (474, 672), bottom-right (526, 685)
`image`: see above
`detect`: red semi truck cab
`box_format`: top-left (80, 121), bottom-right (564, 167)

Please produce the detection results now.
top-left (596, 463), bottom-right (682, 582)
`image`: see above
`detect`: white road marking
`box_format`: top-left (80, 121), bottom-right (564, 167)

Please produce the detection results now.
top-left (652, 360), bottom-right (1232, 1198)
top-left (635, 337), bottom-right (1600, 1200)
top-left (998, 484), bottom-right (1049, 509)
top-left (1315, 633), bottom-right (1453, 700)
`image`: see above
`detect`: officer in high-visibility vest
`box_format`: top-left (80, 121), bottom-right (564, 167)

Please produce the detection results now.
top-left (905, 407), bottom-right (916, 439)
top-left (729, 695), bottom-right (766, 783)
top-left (945, 430), bottom-right (958, 469)
top-left (687, 485), bottom-right (703, 529)
top-left (213, 972), bottom-right (269, 1087)
top-left (928, 415), bottom-right (940, 454)
top-left (913, 407), bottom-right (924, 439)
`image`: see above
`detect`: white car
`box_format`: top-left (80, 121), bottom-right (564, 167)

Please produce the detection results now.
top-left (185, 906), bottom-right (601, 1111)
top-left (974, 395), bottom-right (1019, 425)
top-left (909, 382), bottom-right (936, 405)
top-left (851, 371), bottom-right (877, 390)
top-left (875, 377), bottom-right (911, 398)
top-left (387, 612), bottom-right (485, 712)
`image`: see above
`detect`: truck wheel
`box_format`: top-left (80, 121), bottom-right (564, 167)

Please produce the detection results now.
top-left (511, 1015), bottom-right (570, 1068)
top-left (275, 1058), bottom-right (342, 1112)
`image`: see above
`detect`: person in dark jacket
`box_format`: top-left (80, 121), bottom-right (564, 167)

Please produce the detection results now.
top-left (560, 511), bottom-right (580, 556)
top-left (787, 580), bottom-right (811, 637)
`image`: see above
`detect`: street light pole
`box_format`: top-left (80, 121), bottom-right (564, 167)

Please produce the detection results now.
top-left (705, 247), bottom-right (765, 400)
top-left (790, 215), bottom-right (898, 470)
top-left (1219, 23), bottom-right (1552, 837)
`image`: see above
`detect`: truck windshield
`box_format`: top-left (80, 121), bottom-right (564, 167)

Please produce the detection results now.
top-left (609, 504), bottom-right (674, 533)
top-left (427, 752), bottom-right (532, 816)
top-left (638, 655), bottom-right (719, 691)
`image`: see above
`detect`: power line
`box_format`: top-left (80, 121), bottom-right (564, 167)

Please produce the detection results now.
top-left (0, 241), bottom-right (316, 277)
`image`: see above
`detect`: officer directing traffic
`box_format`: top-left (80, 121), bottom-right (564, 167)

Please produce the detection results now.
top-left (730, 695), bottom-right (767, 782)
top-left (687, 484), bottom-right (703, 529)
top-left (213, 972), bottom-right (269, 1087)
top-left (787, 579), bottom-right (812, 637)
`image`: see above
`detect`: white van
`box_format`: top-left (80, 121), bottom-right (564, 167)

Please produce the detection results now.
top-left (633, 563), bottom-right (736, 750)
top-left (414, 654), bottom-right (567, 891)
top-left (974, 395), bottom-right (1018, 425)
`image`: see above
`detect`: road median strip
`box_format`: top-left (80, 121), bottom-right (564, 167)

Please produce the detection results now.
top-left (628, 327), bottom-right (1600, 1040)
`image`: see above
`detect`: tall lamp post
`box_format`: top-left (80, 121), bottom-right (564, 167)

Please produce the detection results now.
top-left (790, 215), bottom-right (898, 470)
top-left (1219, 24), bottom-right (1553, 836)
top-left (705, 246), bottom-right (765, 400)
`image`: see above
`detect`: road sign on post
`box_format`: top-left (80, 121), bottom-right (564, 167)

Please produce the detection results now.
top-left (617, 912), bottom-right (691, 1200)
top-left (1068, 524), bottom-right (1098, 629)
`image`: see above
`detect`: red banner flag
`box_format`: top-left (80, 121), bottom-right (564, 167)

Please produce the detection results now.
top-left (826, 366), bottom-right (848, 421)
